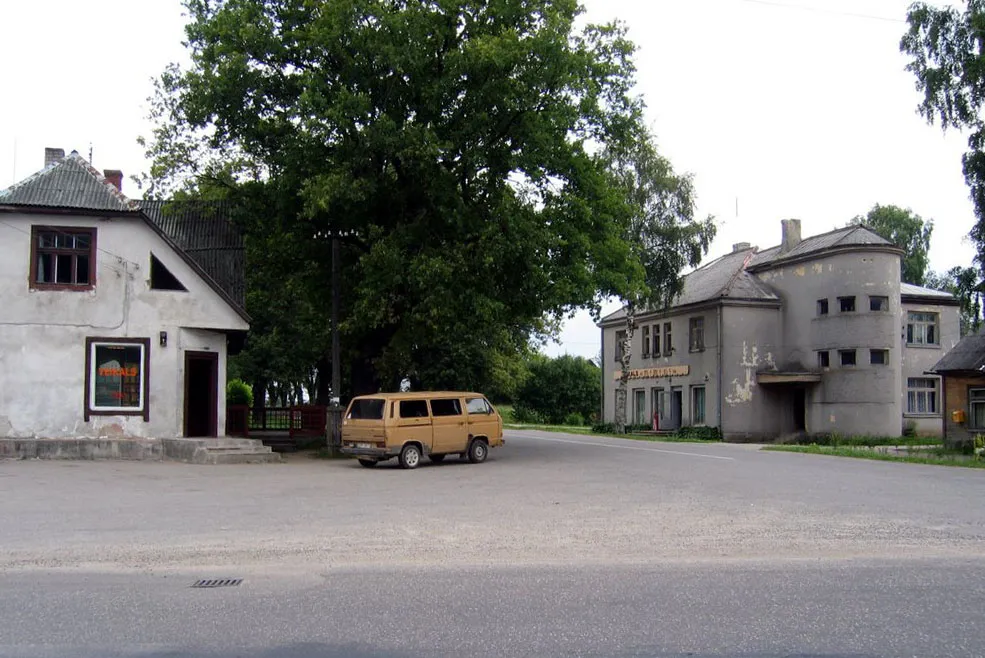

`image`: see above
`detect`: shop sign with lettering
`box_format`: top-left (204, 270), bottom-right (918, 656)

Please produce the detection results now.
top-left (613, 365), bottom-right (690, 380)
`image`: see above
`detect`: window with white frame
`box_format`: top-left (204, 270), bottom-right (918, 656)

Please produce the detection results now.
top-left (689, 317), bottom-right (705, 352)
top-left (691, 386), bottom-right (706, 425)
top-left (906, 312), bottom-right (939, 346)
top-left (615, 330), bottom-right (626, 361)
top-left (652, 387), bottom-right (664, 423)
top-left (970, 389), bottom-right (985, 429)
top-left (634, 389), bottom-right (647, 425)
top-left (85, 337), bottom-right (150, 421)
top-left (906, 377), bottom-right (939, 415)
top-left (642, 326), bottom-right (650, 357)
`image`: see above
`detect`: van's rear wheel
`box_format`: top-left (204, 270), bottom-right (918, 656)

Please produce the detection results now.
top-left (467, 439), bottom-right (488, 464)
top-left (358, 459), bottom-right (378, 468)
top-left (429, 454), bottom-right (445, 463)
top-left (399, 444), bottom-right (422, 469)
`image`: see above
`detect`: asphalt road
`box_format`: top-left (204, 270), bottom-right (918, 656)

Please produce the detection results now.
top-left (1, 430), bottom-right (984, 657)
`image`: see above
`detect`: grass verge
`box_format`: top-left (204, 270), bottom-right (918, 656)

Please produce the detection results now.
top-left (762, 444), bottom-right (985, 468)
top-left (503, 423), bottom-right (720, 443)
top-left (782, 435), bottom-right (943, 447)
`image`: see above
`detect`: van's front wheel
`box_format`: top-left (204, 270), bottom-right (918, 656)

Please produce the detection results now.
top-left (399, 444), bottom-right (422, 469)
top-left (468, 439), bottom-right (488, 464)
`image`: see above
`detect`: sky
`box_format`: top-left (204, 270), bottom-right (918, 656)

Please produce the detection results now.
top-left (0, 0), bottom-right (975, 361)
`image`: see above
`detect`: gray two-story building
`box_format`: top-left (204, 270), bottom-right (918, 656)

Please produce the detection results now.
top-left (600, 220), bottom-right (960, 440)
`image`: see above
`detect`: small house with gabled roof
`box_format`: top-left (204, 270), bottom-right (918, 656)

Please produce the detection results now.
top-left (930, 332), bottom-right (985, 448)
top-left (600, 219), bottom-right (961, 440)
top-left (0, 149), bottom-right (257, 452)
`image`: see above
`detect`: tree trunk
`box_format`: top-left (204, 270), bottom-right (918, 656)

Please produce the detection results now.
top-left (252, 377), bottom-right (267, 412)
top-left (350, 356), bottom-right (381, 397)
top-left (614, 302), bottom-right (637, 434)
top-left (315, 356), bottom-right (330, 405)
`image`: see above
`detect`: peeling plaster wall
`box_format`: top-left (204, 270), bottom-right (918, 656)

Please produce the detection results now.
top-left (601, 309), bottom-right (722, 427)
top-left (720, 305), bottom-right (782, 439)
top-left (901, 301), bottom-right (960, 437)
top-left (757, 250), bottom-right (902, 437)
top-left (0, 212), bottom-right (247, 439)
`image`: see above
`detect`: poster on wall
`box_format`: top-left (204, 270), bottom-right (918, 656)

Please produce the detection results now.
top-left (93, 345), bottom-right (143, 408)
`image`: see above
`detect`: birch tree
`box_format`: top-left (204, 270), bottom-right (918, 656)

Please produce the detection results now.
top-left (606, 133), bottom-right (715, 432)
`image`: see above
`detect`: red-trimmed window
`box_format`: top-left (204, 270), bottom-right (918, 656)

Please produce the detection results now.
top-left (30, 226), bottom-right (96, 290)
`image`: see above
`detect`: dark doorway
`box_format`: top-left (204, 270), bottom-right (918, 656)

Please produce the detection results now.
top-left (670, 387), bottom-right (684, 430)
top-left (184, 351), bottom-right (218, 437)
top-left (793, 388), bottom-right (807, 432)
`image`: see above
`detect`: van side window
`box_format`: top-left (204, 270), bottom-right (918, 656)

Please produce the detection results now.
top-left (430, 399), bottom-right (463, 416)
top-left (466, 398), bottom-right (491, 415)
top-left (399, 399), bottom-right (430, 418)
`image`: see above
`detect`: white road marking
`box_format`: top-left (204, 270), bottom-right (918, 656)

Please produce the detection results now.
top-left (518, 433), bottom-right (736, 461)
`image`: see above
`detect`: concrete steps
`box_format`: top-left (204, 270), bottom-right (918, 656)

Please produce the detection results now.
top-left (1, 437), bottom-right (282, 464)
top-left (161, 438), bottom-right (281, 465)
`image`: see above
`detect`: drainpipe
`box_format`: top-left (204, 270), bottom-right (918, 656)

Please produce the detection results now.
top-left (717, 303), bottom-right (724, 436)
top-left (600, 325), bottom-right (605, 423)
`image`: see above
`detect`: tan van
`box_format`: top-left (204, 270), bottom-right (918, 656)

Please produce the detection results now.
top-left (340, 392), bottom-right (505, 469)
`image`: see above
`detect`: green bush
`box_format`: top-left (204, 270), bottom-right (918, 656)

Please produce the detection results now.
top-left (511, 405), bottom-right (545, 425)
top-left (677, 426), bottom-right (722, 441)
top-left (591, 422), bottom-right (618, 434)
top-left (227, 379), bottom-right (254, 407)
top-left (563, 412), bottom-right (586, 426)
top-left (514, 355), bottom-right (601, 425)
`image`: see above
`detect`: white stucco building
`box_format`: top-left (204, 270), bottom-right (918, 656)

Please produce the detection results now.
top-left (0, 149), bottom-right (250, 441)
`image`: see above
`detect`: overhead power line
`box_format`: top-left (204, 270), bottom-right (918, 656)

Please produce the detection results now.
top-left (735, 0), bottom-right (906, 24)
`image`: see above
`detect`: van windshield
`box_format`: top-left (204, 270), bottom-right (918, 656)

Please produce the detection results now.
top-left (347, 398), bottom-right (385, 420)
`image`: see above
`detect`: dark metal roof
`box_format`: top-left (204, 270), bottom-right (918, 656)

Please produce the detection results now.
top-left (601, 248), bottom-right (779, 324)
top-left (747, 225), bottom-right (895, 269)
top-left (0, 151), bottom-right (140, 212)
top-left (140, 200), bottom-right (246, 310)
top-left (931, 333), bottom-right (985, 374)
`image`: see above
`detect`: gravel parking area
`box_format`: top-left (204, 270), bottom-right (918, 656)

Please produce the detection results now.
top-left (1, 430), bottom-right (983, 572)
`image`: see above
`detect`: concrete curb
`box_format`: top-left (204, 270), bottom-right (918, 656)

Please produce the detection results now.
top-left (0, 438), bottom-right (280, 464)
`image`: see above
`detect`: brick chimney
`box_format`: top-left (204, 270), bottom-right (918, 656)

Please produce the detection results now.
top-left (103, 169), bottom-right (123, 192)
top-left (732, 242), bottom-right (752, 253)
top-left (44, 147), bottom-right (65, 167)
top-left (780, 219), bottom-right (802, 254)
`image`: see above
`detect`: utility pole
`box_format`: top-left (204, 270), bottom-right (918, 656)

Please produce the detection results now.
top-left (328, 232), bottom-right (342, 449)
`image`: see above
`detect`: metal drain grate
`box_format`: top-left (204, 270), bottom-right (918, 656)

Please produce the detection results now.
top-left (191, 578), bottom-right (242, 588)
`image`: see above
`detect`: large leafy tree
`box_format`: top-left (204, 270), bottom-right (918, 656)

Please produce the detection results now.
top-left (901, 2), bottom-right (985, 275)
top-left (849, 204), bottom-right (933, 285)
top-left (144, 0), bottom-right (694, 394)
top-left (926, 266), bottom-right (984, 336)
